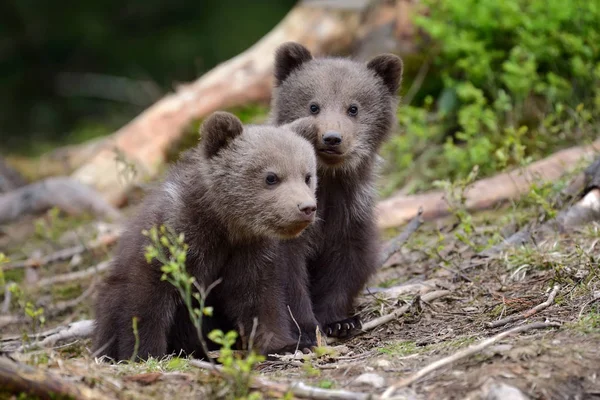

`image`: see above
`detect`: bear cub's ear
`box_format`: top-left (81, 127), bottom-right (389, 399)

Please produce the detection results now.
top-left (274, 42), bottom-right (313, 86)
top-left (367, 54), bottom-right (404, 95)
top-left (201, 111), bottom-right (244, 158)
top-left (283, 117), bottom-right (319, 143)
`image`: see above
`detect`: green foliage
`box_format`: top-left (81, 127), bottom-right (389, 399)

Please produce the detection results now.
top-left (383, 0), bottom-right (600, 193)
top-left (0, 253), bottom-right (8, 287)
top-left (143, 225), bottom-right (264, 399)
top-left (208, 330), bottom-right (265, 400)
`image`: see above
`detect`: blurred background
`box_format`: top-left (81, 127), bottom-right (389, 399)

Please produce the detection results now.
top-left (1, 0), bottom-right (599, 197)
top-left (0, 0), bottom-right (295, 154)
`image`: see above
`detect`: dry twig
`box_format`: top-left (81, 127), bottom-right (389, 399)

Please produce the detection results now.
top-left (36, 260), bottom-right (110, 287)
top-left (19, 320), bottom-right (95, 352)
top-left (361, 290), bottom-right (450, 332)
top-left (381, 321), bottom-right (561, 397)
top-left (487, 285), bottom-right (560, 328)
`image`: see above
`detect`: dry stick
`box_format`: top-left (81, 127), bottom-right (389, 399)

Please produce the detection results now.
top-left (487, 285), bottom-right (560, 329)
top-left (45, 281), bottom-right (97, 319)
top-left (191, 359), bottom-right (371, 400)
top-left (4, 231), bottom-right (120, 270)
top-left (326, 290), bottom-right (450, 346)
top-left (361, 290), bottom-right (450, 332)
top-left (0, 355), bottom-right (112, 400)
top-left (579, 295), bottom-right (600, 318)
top-left (380, 207), bottom-right (424, 266)
top-left (20, 320), bottom-right (95, 352)
top-left (287, 305), bottom-right (302, 355)
top-left (381, 321), bottom-right (561, 398)
top-left (36, 260), bottom-right (110, 287)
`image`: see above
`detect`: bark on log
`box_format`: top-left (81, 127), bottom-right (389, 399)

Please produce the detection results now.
top-left (70, 1), bottom-right (388, 207)
top-left (376, 138), bottom-right (600, 229)
top-left (0, 156), bottom-right (27, 193)
top-left (0, 177), bottom-right (122, 225)
top-left (0, 356), bottom-right (111, 400)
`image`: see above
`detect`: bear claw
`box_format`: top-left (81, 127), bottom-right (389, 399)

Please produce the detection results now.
top-left (324, 315), bottom-right (362, 338)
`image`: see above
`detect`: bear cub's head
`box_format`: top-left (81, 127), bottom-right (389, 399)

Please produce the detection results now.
top-left (200, 111), bottom-right (318, 240)
top-left (270, 42), bottom-right (403, 174)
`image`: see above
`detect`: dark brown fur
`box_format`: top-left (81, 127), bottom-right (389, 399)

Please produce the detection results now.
top-left (93, 112), bottom-right (320, 361)
top-left (270, 42), bottom-right (403, 338)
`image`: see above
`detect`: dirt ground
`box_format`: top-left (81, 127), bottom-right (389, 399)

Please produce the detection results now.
top-left (1, 187), bottom-right (600, 399)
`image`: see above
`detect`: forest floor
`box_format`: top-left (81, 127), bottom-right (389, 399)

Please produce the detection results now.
top-left (1, 164), bottom-right (600, 400)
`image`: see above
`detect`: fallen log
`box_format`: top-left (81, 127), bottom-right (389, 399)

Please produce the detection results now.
top-left (376, 138), bottom-right (600, 229)
top-left (0, 156), bottom-right (27, 193)
top-left (481, 156), bottom-right (600, 255)
top-left (0, 177), bottom-right (122, 225)
top-left (0, 356), bottom-right (111, 400)
top-left (70, 0), bottom-right (396, 207)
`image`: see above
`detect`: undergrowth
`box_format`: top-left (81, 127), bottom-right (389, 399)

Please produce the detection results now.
top-left (143, 225), bottom-right (264, 400)
top-left (381, 0), bottom-right (600, 195)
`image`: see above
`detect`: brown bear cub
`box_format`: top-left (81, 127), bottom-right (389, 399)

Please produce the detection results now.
top-left (93, 111), bottom-right (320, 361)
top-left (270, 42), bottom-right (403, 339)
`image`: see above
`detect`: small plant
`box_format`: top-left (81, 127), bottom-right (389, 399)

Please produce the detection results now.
top-left (143, 225), bottom-right (264, 399)
top-left (0, 253), bottom-right (8, 287)
top-left (34, 207), bottom-right (70, 245)
top-left (208, 329), bottom-right (265, 399)
top-left (24, 301), bottom-right (45, 332)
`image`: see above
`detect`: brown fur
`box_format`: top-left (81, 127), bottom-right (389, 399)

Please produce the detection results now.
top-left (270, 42), bottom-right (403, 337)
top-left (93, 111), bottom-right (320, 361)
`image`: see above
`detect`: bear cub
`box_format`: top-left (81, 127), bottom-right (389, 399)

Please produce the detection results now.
top-left (93, 111), bottom-right (320, 361)
top-left (270, 42), bottom-right (403, 339)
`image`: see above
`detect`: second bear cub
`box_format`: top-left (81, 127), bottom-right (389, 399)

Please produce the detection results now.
top-left (270, 42), bottom-right (403, 339)
top-left (93, 112), bottom-right (319, 361)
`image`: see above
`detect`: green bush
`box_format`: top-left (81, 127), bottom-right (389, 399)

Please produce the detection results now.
top-left (382, 0), bottom-right (600, 195)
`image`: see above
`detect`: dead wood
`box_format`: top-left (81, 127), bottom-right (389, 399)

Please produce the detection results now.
top-left (364, 279), bottom-right (444, 299)
top-left (377, 139), bottom-right (600, 229)
top-left (0, 355), bottom-right (110, 400)
top-left (0, 156), bottom-right (27, 193)
top-left (36, 261), bottom-right (111, 287)
top-left (0, 177), bottom-right (122, 225)
top-left (70, 0), bottom-right (396, 207)
top-left (2, 320), bottom-right (94, 350)
top-left (381, 321), bottom-right (561, 397)
top-left (18, 320), bottom-right (95, 352)
top-left (487, 285), bottom-right (560, 328)
top-left (361, 290), bottom-right (450, 332)
top-left (380, 207), bottom-right (423, 266)
top-left (481, 156), bottom-right (600, 256)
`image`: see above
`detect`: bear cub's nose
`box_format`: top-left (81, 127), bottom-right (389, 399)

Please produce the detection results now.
top-left (323, 131), bottom-right (342, 146)
top-left (298, 202), bottom-right (317, 218)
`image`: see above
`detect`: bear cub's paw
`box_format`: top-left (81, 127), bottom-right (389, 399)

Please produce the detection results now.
top-left (324, 315), bottom-right (362, 338)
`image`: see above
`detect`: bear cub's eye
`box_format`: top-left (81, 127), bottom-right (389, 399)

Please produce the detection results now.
top-left (305, 174), bottom-right (311, 185)
top-left (265, 173), bottom-right (279, 185)
top-left (348, 105), bottom-right (359, 116)
top-left (309, 103), bottom-right (320, 114)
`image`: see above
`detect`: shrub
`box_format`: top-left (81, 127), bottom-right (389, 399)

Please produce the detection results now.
top-left (382, 0), bottom-right (600, 194)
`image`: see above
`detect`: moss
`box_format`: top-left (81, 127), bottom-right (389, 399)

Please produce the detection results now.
top-left (51, 283), bottom-right (83, 302)
top-left (378, 340), bottom-right (418, 356)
